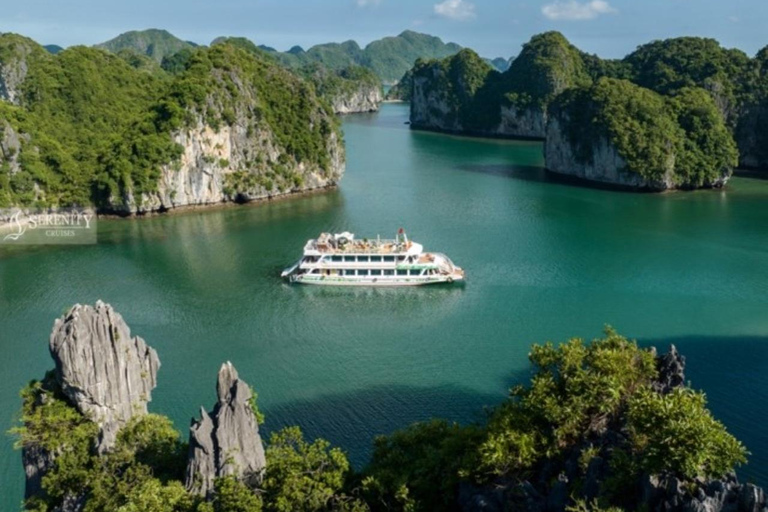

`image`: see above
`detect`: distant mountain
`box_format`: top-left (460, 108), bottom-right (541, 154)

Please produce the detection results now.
top-left (96, 29), bottom-right (197, 63)
top-left (251, 30), bottom-right (462, 84)
top-left (43, 44), bottom-right (63, 54)
top-left (487, 56), bottom-right (512, 72)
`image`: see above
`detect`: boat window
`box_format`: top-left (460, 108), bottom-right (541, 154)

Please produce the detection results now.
top-left (384, 270), bottom-right (394, 276)
top-left (397, 269), bottom-right (408, 276)
top-left (344, 256), bottom-right (355, 262)
top-left (371, 269), bottom-right (382, 276)
top-left (358, 256), bottom-right (369, 262)
top-left (357, 269), bottom-right (368, 276)
top-left (332, 255), bottom-right (343, 262)
top-left (409, 269), bottom-right (421, 276)
top-left (383, 256), bottom-right (395, 262)
top-left (370, 256), bottom-right (382, 262)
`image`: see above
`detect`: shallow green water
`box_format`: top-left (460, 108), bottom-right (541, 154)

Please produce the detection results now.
top-left (1, 103), bottom-right (768, 508)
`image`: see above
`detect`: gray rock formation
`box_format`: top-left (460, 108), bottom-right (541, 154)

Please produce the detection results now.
top-left (331, 84), bottom-right (383, 114)
top-left (49, 301), bottom-right (160, 451)
top-left (544, 115), bottom-right (676, 190)
top-left (0, 38), bottom-right (33, 104)
top-left (185, 362), bottom-right (266, 497)
top-left (0, 120), bottom-right (25, 176)
top-left (653, 344), bottom-right (686, 394)
top-left (642, 473), bottom-right (767, 512)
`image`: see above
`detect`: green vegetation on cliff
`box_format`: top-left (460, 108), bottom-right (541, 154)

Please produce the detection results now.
top-left (552, 78), bottom-right (737, 187)
top-left (16, 330), bottom-right (748, 512)
top-left (0, 41), bottom-right (180, 207)
top-left (0, 34), bottom-right (342, 209)
top-left (502, 31), bottom-right (592, 109)
top-left (412, 49), bottom-right (503, 130)
top-left (409, 31), bottom-right (764, 175)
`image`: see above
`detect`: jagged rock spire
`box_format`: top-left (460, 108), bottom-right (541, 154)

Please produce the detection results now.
top-left (653, 344), bottom-right (686, 395)
top-left (185, 362), bottom-right (266, 497)
top-left (49, 300), bottom-right (160, 451)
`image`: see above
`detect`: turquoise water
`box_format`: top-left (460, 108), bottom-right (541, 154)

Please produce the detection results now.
top-left (1, 103), bottom-right (768, 508)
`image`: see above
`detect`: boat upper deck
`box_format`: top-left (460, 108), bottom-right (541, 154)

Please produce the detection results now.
top-left (303, 232), bottom-right (421, 256)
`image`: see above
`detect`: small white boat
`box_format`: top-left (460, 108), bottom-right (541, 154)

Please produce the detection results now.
top-left (281, 229), bottom-right (465, 286)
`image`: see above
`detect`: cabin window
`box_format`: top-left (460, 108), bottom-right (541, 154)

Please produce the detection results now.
top-left (344, 256), bottom-right (355, 262)
top-left (357, 269), bottom-right (368, 276)
top-left (332, 256), bottom-right (343, 262)
top-left (371, 269), bottom-right (382, 276)
top-left (409, 269), bottom-right (421, 276)
top-left (397, 269), bottom-right (408, 276)
top-left (384, 270), bottom-right (394, 276)
top-left (358, 256), bottom-right (369, 262)
top-left (370, 256), bottom-right (382, 262)
top-left (383, 256), bottom-right (395, 262)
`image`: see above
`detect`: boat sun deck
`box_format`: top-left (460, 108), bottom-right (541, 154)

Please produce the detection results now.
top-left (304, 232), bottom-right (418, 255)
top-left (283, 230), bottom-right (465, 287)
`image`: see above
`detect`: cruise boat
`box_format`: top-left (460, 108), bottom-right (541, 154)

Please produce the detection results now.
top-left (281, 229), bottom-right (465, 286)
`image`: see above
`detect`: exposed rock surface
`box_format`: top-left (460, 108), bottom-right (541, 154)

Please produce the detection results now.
top-left (49, 301), bottom-right (160, 451)
top-left (109, 111), bottom-right (344, 214)
top-left (544, 115), bottom-right (677, 190)
top-left (22, 430), bottom-right (55, 500)
top-left (331, 83), bottom-right (383, 114)
top-left (653, 344), bottom-right (686, 394)
top-left (0, 36), bottom-right (34, 104)
top-left (0, 120), bottom-right (25, 175)
top-left (185, 362), bottom-right (266, 497)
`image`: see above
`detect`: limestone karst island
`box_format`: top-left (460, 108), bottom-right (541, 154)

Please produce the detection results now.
top-left (1, 1), bottom-right (768, 511)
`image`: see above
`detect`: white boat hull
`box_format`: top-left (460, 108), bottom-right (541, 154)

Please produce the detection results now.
top-left (291, 274), bottom-right (463, 287)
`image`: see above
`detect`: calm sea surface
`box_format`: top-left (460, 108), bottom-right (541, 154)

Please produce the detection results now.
top-left (1, 103), bottom-right (767, 509)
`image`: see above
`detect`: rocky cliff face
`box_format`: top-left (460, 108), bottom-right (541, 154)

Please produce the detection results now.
top-left (0, 36), bottom-right (35, 104)
top-left (49, 301), bottom-right (160, 451)
top-left (544, 115), bottom-right (675, 190)
top-left (185, 362), bottom-right (266, 497)
top-left (0, 119), bottom-right (24, 175)
top-left (112, 112), bottom-right (345, 214)
top-left (735, 99), bottom-right (768, 170)
top-left (410, 69), bottom-right (546, 138)
top-left (331, 83), bottom-right (383, 114)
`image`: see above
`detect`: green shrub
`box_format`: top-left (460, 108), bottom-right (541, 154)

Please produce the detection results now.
top-left (627, 387), bottom-right (747, 479)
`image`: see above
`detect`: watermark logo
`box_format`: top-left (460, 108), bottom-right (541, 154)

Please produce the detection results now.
top-left (1, 208), bottom-right (97, 245)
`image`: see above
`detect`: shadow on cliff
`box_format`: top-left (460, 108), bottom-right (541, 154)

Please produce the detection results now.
top-left (637, 334), bottom-right (768, 488)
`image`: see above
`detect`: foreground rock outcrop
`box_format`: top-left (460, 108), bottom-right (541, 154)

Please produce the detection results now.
top-left (185, 362), bottom-right (266, 497)
top-left (459, 345), bottom-right (766, 512)
top-left (49, 301), bottom-right (160, 451)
